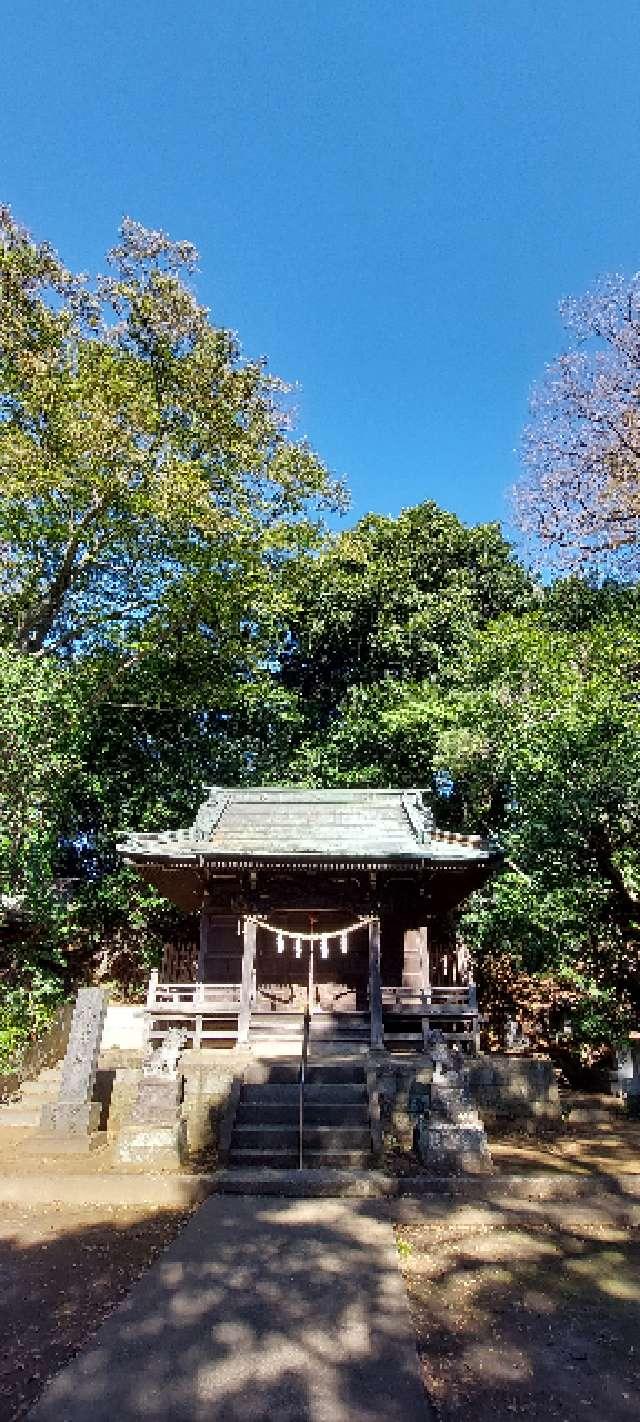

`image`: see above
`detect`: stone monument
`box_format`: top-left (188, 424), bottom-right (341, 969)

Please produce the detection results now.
top-left (39, 987), bottom-right (107, 1151)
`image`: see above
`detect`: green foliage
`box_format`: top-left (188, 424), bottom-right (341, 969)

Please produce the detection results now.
top-left (0, 209), bottom-right (344, 655)
top-left (280, 502), bottom-right (534, 725)
top-left (293, 571), bottom-right (640, 1046)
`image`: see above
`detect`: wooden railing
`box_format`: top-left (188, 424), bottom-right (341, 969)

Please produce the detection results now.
top-left (382, 982), bottom-right (481, 1054)
top-left (147, 973), bottom-right (242, 1010)
top-left (382, 984), bottom-right (478, 1013)
top-left (144, 974), bottom-right (480, 1053)
top-left (145, 972), bottom-right (242, 1049)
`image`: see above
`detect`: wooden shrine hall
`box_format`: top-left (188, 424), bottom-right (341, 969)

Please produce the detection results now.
top-left (118, 787), bottom-right (502, 1054)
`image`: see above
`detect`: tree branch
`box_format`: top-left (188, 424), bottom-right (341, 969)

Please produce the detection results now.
top-left (17, 490), bottom-right (111, 652)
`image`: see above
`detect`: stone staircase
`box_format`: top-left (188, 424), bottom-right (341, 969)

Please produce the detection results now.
top-left (564, 1092), bottom-right (627, 1130)
top-left (248, 1012), bottom-right (304, 1052)
top-left (309, 1012), bottom-right (370, 1047)
top-left (0, 1065), bottom-right (61, 1128)
top-left (228, 1059), bottom-right (374, 1169)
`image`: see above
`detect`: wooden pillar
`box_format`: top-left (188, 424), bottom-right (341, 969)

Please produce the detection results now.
top-left (197, 911), bottom-right (212, 982)
top-left (402, 929), bottom-right (419, 989)
top-left (237, 917), bottom-right (257, 1045)
top-left (403, 925), bottom-right (430, 999)
top-left (308, 939), bottom-right (315, 1015)
top-left (419, 925), bottom-right (431, 1002)
top-left (369, 917), bottom-right (384, 1050)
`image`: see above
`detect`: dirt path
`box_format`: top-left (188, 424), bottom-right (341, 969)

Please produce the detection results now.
top-left (396, 1196), bottom-right (640, 1421)
top-left (0, 1203), bottom-right (192, 1420)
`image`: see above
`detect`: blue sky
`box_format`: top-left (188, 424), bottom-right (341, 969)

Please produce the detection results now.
top-left (2, 2), bottom-right (640, 537)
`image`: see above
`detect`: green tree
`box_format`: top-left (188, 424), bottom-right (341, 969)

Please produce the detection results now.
top-left (0, 209), bottom-right (342, 1060)
top-left (280, 502), bottom-right (533, 727)
top-left (0, 209), bottom-right (344, 654)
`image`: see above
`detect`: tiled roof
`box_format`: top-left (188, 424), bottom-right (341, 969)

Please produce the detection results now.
top-left (118, 787), bottom-right (500, 865)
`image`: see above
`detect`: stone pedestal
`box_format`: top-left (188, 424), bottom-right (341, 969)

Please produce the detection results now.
top-left (117, 1075), bottom-right (186, 1169)
top-left (181, 1054), bottom-right (241, 1158)
top-left (417, 1035), bottom-right (493, 1173)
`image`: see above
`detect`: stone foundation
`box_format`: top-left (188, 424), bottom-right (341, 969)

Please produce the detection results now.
top-left (95, 1047), bottom-right (561, 1168)
top-left (180, 1050), bottom-right (249, 1161)
top-left (371, 1052), bottom-right (560, 1154)
top-left (97, 1048), bottom-right (248, 1167)
top-left (117, 1073), bottom-right (186, 1169)
top-left (465, 1055), bottom-right (561, 1127)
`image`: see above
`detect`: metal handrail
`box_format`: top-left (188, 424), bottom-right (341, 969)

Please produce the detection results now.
top-left (299, 1006), bottom-right (310, 1171)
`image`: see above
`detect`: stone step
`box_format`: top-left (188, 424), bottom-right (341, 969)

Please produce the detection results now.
top-left (310, 1029), bottom-right (369, 1040)
top-left (309, 1013), bottom-right (369, 1024)
top-left (0, 1105), bottom-right (41, 1127)
top-left (236, 1101), bottom-right (299, 1124)
top-left (232, 1125), bottom-right (299, 1149)
top-left (242, 1083), bottom-right (299, 1103)
top-left (567, 1111), bottom-right (624, 1127)
top-left (305, 1102), bottom-right (370, 1125)
top-left (244, 1064), bottom-right (299, 1085)
top-left (216, 1167), bottom-right (392, 1197)
top-left (304, 1082), bottom-right (367, 1102)
top-left (304, 1150), bottom-right (373, 1168)
top-left (250, 1023), bottom-right (303, 1036)
top-left (248, 1018), bottom-right (301, 1029)
top-left (305, 1126), bottom-right (371, 1150)
top-left (228, 1147), bottom-right (299, 1168)
top-left (19, 1080), bottom-right (60, 1099)
top-left (237, 1101), bottom-right (370, 1128)
top-left (305, 1065), bottom-right (365, 1085)
top-left (231, 1124), bottom-right (372, 1152)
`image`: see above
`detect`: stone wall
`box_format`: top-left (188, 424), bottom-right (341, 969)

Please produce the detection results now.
top-left (373, 1057), bottom-right (432, 1151)
top-left (371, 1052), bottom-right (561, 1152)
top-left (101, 1004), bottom-right (147, 1052)
top-left (180, 1050), bottom-right (247, 1161)
top-left (0, 1001), bottom-right (74, 1103)
top-left (465, 1055), bottom-right (561, 1127)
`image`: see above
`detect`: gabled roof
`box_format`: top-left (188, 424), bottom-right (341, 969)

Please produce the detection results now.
top-left (118, 787), bottom-right (500, 867)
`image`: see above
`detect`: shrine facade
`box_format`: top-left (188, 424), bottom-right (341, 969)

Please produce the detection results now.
top-left (118, 787), bottom-right (502, 1054)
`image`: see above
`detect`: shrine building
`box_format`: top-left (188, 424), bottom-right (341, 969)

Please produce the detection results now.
top-left (118, 786), bottom-right (502, 1055)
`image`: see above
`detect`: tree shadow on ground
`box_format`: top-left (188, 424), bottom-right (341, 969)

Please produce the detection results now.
top-left (396, 1189), bottom-right (640, 1422)
top-left (2, 1196), bottom-right (430, 1422)
top-left (0, 1207), bottom-right (191, 1421)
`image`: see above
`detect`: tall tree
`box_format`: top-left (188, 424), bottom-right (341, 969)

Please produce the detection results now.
top-left (0, 209), bottom-right (344, 654)
top-left (516, 273), bottom-right (640, 576)
top-left (280, 502), bottom-right (533, 726)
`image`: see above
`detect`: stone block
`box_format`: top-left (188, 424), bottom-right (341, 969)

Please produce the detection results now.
top-left (106, 1067), bottom-right (141, 1137)
top-left (39, 1100), bottom-right (102, 1137)
top-left (130, 1076), bottom-right (181, 1129)
top-left (180, 1059), bottom-right (240, 1157)
top-left (117, 1121), bottom-right (186, 1169)
top-left (465, 1055), bottom-right (561, 1125)
top-left (23, 1130), bottom-right (103, 1156)
top-left (418, 1119), bottom-right (493, 1173)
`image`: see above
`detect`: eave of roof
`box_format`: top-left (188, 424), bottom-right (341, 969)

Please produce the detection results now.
top-left (117, 786), bottom-right (502, 868)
